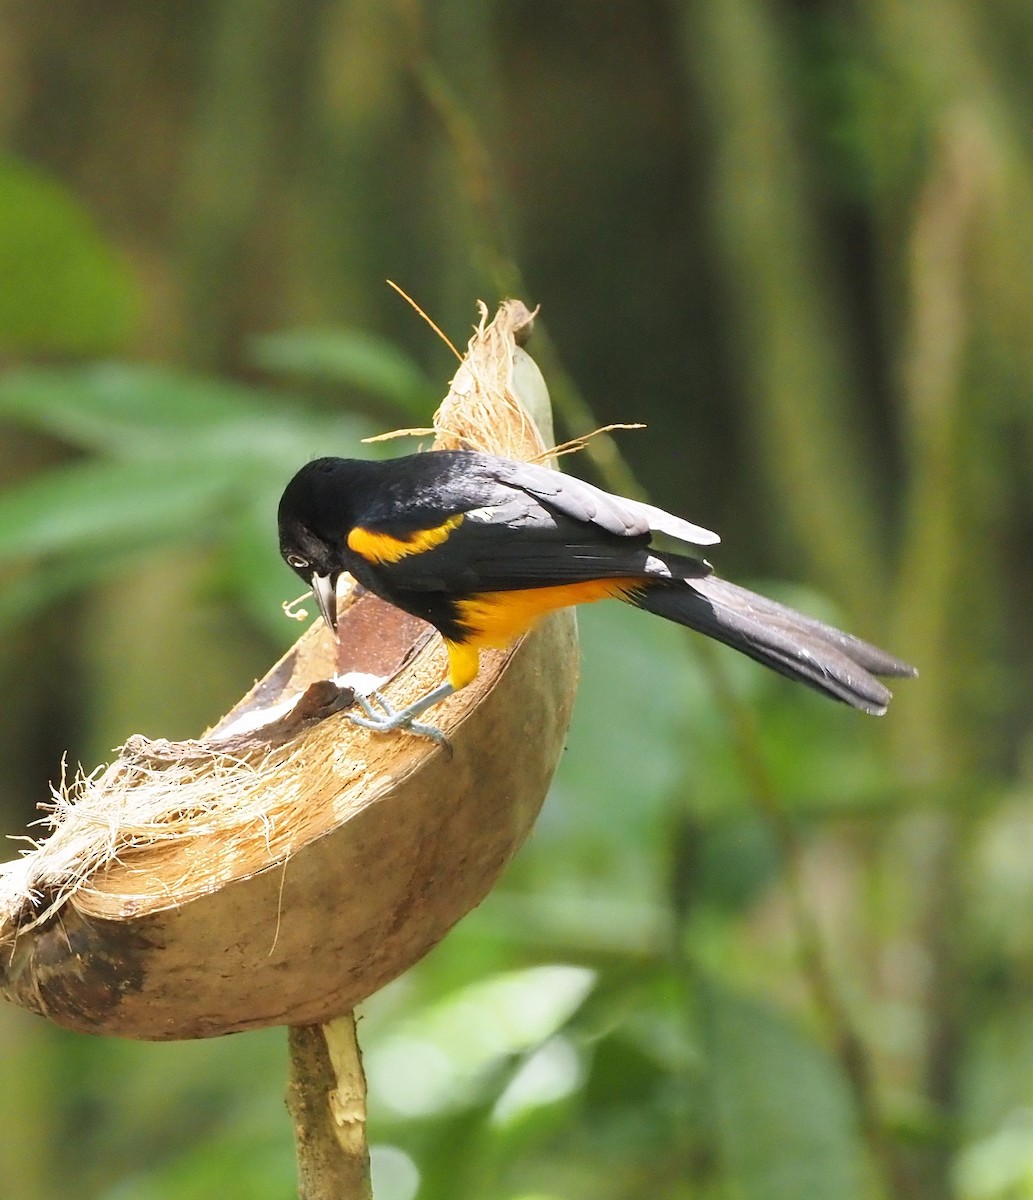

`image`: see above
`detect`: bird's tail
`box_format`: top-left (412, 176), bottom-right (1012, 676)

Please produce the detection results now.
top-left (630, 573), bottom-right (916, 715)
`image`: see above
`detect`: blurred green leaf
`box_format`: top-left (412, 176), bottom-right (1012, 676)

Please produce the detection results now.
top-left (0, 364), bottom-right (370, 465)
top-left (250, 328), bottom-right (440, 416)
top-left (583, 1032), bottom-right (669, 1118)
top-left (954, 1111), bottom-right (1033, 1200)
top-left (0, 364), bottom-right (379, 634)
top-left (549, 603), bottom-right (705, 847)
top-left (0, 550), bottom-right (139, 632)
top-left (491, 1036), bottom-right (583, 1126)
top-left (701, 979), bottom-right (868, 1200)
top-left (0, 458), bottom-right (242, 563)
top-left (366, 966), bottom-right (596, 1121)
top-left (0, 157), bottom-right (136, 354)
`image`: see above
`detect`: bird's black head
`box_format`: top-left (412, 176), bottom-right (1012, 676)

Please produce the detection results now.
top-left (277, 457), bottom-right (372, 634)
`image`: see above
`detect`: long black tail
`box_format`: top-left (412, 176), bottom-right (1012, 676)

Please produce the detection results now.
top-left (631, 574), bottom-right (916, 715)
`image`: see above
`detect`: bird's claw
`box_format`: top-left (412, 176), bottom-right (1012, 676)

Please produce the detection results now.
top-left (347, 690), bottom-right (452, 755)
top-left (353, 689), bottom-right (396, 720)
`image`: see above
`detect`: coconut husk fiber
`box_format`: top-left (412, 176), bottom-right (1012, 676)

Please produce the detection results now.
top-left (0, 299), bottom-right (579, 1040)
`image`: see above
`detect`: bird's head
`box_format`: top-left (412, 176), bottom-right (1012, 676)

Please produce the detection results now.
top-left (278, 457), bottom-right (367, 636)
top-left (278, 523), bottom-right (342, 635)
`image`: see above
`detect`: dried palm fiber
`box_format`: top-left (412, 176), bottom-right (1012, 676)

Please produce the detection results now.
top-left (0, 300), bottom-right (579, 1039)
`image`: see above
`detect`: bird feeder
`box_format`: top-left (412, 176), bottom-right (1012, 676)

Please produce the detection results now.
top-left (0, 300), bottom-right (578, 1195)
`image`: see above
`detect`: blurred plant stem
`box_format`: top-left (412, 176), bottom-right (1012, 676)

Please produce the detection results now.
top-left (692, 638), bottom-right (902, 1200)
top-left (889, 110), bottom-right (986, 1199)
top-left (888, 117), bottom-right (986, 778)
top-left (405, 5), bottom-right (901, 1192)
top-left (402, 0), bottom-right (642, 499)
top-left (177, 0), bottom-right (283, 368)
top-left (674, 0), bottom-right (885, 631)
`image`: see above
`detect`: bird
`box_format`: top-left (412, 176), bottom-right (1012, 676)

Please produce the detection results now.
top-left (277, 449), bottom-right (916, 745)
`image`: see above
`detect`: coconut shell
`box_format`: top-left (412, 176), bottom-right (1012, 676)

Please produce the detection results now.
top-left (0, 300), bottom-right (579, 1039)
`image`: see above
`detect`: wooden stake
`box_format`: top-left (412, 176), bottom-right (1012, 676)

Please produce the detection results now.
top-left (287, 1013), bottom-right (372, 1200)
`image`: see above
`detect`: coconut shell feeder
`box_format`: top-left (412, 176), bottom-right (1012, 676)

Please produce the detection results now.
top-left (0, 300), bottom-right (579, 1197)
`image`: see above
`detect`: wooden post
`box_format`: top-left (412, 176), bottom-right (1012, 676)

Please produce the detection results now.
top-left (287, 1013), bottom-right (372, 1200)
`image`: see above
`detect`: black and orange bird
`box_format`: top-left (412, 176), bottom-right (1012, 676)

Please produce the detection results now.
top-left (278, 450), bottom-right (916, 743)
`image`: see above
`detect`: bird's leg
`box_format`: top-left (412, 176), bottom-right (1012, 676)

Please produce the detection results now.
top-left (337, 677), bottom-right (430, 727)
top-left (347, 682), bottom-right (456, 750)
top-left (345, 642), bottom-right (476, 752)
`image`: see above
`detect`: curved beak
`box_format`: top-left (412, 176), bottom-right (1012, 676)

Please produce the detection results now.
top-left (310, 572), bottom-right (339, 638)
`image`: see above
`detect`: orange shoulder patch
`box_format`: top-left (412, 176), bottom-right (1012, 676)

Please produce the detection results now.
top-left (347, 513), bottom-right (465, 564)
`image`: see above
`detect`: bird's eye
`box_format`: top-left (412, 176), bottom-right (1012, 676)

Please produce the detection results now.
top-left (286, 554), bottom-right (309, 570)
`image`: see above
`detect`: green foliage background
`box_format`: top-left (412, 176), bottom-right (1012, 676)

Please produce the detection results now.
top-left (1, 2), bottom-right (1031, 1198)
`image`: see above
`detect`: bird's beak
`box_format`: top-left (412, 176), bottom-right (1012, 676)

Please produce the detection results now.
top-left (310, 573), bottom-right (339, 638)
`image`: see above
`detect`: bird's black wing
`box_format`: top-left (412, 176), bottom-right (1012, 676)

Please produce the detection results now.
top-left (490, 456), bottom-right (720, 546)
top-left (346, 453), bottom-right (711, 594)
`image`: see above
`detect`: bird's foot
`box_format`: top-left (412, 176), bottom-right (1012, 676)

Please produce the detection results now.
top-left (347, 686), bottom-right (454, 754)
